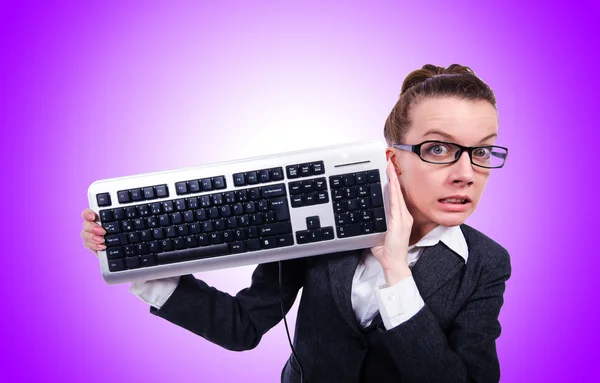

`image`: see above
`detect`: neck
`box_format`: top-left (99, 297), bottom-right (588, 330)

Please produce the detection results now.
top-left (409, 221), bottom-right (439, 246)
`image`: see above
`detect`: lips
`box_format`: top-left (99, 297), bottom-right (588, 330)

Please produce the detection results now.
top-left (438, 195), bottom-right (471, 204)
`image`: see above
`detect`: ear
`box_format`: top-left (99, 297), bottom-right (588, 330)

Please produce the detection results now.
top-left (385, 147), bottom-right (402, 176)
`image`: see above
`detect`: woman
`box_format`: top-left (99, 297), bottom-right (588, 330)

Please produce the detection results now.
top-left (81, 64), bottom-right (511, 382)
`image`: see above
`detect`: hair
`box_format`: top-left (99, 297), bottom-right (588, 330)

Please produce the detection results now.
top-left (383, 64), bottom-right (497, 145)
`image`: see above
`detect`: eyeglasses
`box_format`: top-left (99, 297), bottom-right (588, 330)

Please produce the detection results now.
top-left (392, 140), bottom-right (509, 169)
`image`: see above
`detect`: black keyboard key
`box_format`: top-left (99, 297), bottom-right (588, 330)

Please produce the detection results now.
top-left (177, 224), bottom-right (190, 236)
top-left (214, 219), bottom-right (226, 231)
top-left (257, 200), bottom-right (269, 212)
top-left (311, 161), bottom-right (324, 174)
top-left (125, 207), bottom-right (138, 218)
top-left (222, 230), bottom-right (234, 242)
top-left (355, 172), bottom-right (367, 185)
top-left (99, 209), bottom-right (114, 222)
top-left (260, 237), bottom-right (277, 249)
top-left (306, 216), bottom-right (320, 230)
top-left (202, 220), bottom-right (214, 232)
top-left (143, 187), bottom-right (155, 199)
top-left (374, 207), bottom-right (387, 232)
top-left (176, 182), bottom-right (188, 195)
top-left (223, 192), bottom-right (236, 204)
top-left (362, 221), bottom-right (375, 235)
top-left (137, 205), bottom-right (150, 217)
top-left (357, 185), bottom-right (369, 197)
top-left (303, 193), bottom-right (315, 205)
top-left (160, 239), bottom-right (173, 252)
top-left (199, 195), bottom-right (211, 207)
top-left (136, 243), bottom-right (150, 255)
top-left (124, 245), bottom-right (137, 257)
top-left (299, 163), bottom-right (311, 176)
top-left (187, 197), bottom-right (199, 209)
top-left (183, 210), bottom-right (195, 222)
top-left (286, 165), bottom-right (299, 179)
top-left (270, 197), bottom-right (290, 221)
top-left (152, 228), bottom-right (165, 240)
top-left (198, 234), bottom-right (210, 246)
top-left (173, 238), bottom-right (187, 250)
top-left (248, 188), bottom-right (261, 200)
top-left (158, 214), bottom-right (170, 226)
top-left (289, 181), bottom-right (302, 195)
top-left (246, 238), bottom-right (261, 251)
top-left (118, 191), bottom-right (130, 204)
top-left (219, 205), bottom-right (232, 217)
top-left (329, 176), bottom-right (342, 188)
top-left (188, 180), bottom-right (201, 193)
top-left (260, 221), bottom-right (292, 236)
top-left (213, 176), bottom-right (226, 189)
top-left (302, 180), bottom-right (314, 193)
top-left (277, 233), bottom-right (294, 247)
top-left (370, 183), bottom-right (383, 207)
top-left (140, 230), bottom-right (152, 242)
top-left (343, 174), bottom-right (355, 187)
top-left (296, 230), bottom-right (309, 244)
top-left (125, 257), bottom-right (140, 269)
top-left (309, 230), bottom-right (322, 242)
top-left (208, 207), bottom-right (219, 219)
top-left (162, 201), bottom-right (175, 213)
top-left (185, 235), bottom-right (199, 248)
top-left (131, 189), bottom-right (144, 201)
top-left (269, 167), bottom-right (284, 181)
top-left (367, 170), bottom-right (380, 183)
top-left (171, 212), bottom-right (183, 225)
top-left (140, 254), bottom-right (157, 267)
top-left (108, 258), bottom-right (126, 272)
top-left (149, 241), bottom-right (160, 253)
top-left (157, 243), bottom-right (230, 264)
top-left (337, 223), bottom-right (361, 238)
top-left (347, 199), bottom-right (358, 211)
top-left (233, 173), bottom-right (246, 186)
top-left (96, 193), bottom-right (111, 207)
top-left (291, 195), bottom-right (303, 208)
top-left (258, 169), bottom-right (270, 183)
top-left (165, 226), bottom-right (177, 237)
top-left (201, 178), bottom-right (212, 191)
top-left (247, 226), bottom-right (259, 238)
top-left (246, 171), bottom-right (258, 184)
top-left (333, 201), bottom-right (347, 213)
top-left (195, 208), bottom-right (208, 221)
top-left (104, 234), bottom-right (121, 247)
top-left (150, 203), bottom-right (162, 214)
top-left (175, 199), bottom-right (187, 211)
top-left (128, 232), bottom-right (141, 244)
top-left (211, 193), bottom-right (224, 206)
top-left (344, 187), bottom-right (357, 199)
top-left (102, 222), bottom-right (120, 234)
top-left (230, 241), bottom-right (246, 253)
top-left (316, 191), bottom-right (329, 204)
top-left (262, 184), bottom-right (286, 198)
top-left (134, 218), bottom-right (146, 230)
top-left (321, 226), bottom-right (334, 240)
top-left (333, 189), bottom-right (344, 201)
top-left (155, 185), bottom-right (169, 198)
top-left (106, 247), bottom-right (124, 259)
top-left (314, 178), bottom-right (327, 191)
top-left (210, 232), bottom-right (223, 244)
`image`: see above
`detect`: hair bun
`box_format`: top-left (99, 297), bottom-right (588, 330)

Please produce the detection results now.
top-left (400, 64), bottom-right (476, 95)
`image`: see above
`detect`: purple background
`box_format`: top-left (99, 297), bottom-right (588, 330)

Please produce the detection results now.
top-left (1, 1), bottom-right (598, 381)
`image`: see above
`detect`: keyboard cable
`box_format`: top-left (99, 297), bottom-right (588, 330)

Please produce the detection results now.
top-left (278, 261), bottom-right (306, 383)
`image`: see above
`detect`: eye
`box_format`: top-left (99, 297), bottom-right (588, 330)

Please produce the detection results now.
top-left (425, 143), bottom-right (451, 156)
top-left (473, 147), bottom-right (492, 158)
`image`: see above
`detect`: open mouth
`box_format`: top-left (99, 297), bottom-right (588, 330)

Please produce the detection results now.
top-left (438, 198), bottom-right (470, 205)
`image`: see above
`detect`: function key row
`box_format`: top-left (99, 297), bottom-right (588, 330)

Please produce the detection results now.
top-left (117, 184), bottom-right (169, 204)
top-left (286, 161), bottom-right (324, 179)
top-left (176, 176), bottom-right (226, 196)
top-left (233, 167), bottom-right (284, 187)
top-left (330, 170), bottom-right (380, 188)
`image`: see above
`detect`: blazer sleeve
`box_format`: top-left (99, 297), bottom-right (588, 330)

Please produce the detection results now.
top-left (380, 248), bottom-right (511, 383)
top-left (148, 257), bottom-right (306, 351)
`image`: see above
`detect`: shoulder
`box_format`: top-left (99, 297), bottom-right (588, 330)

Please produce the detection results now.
top-left (459, 223), bottom-right (512, 281)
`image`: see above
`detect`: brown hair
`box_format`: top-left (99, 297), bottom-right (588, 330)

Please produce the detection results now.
top-left (383, 64), bottom-right (497, 145)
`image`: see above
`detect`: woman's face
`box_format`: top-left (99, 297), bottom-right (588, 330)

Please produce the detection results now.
top-left (387, 97), bottom-right (499, 235)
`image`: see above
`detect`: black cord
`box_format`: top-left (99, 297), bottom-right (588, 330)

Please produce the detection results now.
top-left (278, 261), bottom-right (306, 383)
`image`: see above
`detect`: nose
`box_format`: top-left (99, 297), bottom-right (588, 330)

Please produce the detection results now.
top-left (451, 151), bottom-right (475, 185)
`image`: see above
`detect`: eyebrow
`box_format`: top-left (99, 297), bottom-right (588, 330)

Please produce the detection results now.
top-left (422, 129), bottom-right (498, 144)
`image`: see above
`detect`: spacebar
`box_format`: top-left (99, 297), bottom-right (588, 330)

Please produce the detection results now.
top-left (157, 244), bottom-right (231, 264)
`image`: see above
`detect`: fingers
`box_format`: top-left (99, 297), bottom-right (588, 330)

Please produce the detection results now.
top-left (81, 208), bottom-right (97, 222)
top-left (387, 160), bottom-right (409, 215)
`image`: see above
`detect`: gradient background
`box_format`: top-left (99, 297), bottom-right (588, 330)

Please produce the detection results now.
top-left (1, 1), bottom-right (599, 382)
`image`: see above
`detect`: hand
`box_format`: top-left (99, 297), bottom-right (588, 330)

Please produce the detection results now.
top-left (370, 160), bottom-right (414, 286)
top-left (81, 208), bottom-right (106, 258)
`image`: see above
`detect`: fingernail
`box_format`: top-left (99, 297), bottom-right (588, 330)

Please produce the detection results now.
top-left (88, 213), bottom-right (95, 220)
top-left (94, 226), bottom-right (104, 235)
top-left (99, 245), bottom-right (106, 250)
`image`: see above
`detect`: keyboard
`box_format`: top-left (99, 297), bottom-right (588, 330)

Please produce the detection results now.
top-left (88, 141), bottom-right (390, 284)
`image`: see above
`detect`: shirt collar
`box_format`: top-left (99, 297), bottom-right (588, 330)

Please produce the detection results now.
top-left (409, 225), bottom-right (469, 263)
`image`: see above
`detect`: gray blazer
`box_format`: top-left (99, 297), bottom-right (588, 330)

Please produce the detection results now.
top-left (150, 223), bottom-right (511, 382)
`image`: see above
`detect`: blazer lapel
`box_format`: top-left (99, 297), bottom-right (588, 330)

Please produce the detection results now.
top-left (411, 241), bottom-right (466, 300)
top-left (328, 250), bottom-right (363, 335)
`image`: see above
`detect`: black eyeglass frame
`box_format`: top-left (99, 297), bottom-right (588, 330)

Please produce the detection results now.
top-left (392, 140), bottom-right (509, 169)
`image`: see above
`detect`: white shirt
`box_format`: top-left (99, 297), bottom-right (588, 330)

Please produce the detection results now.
top-left (130, 224), bottom-right (468, 331)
